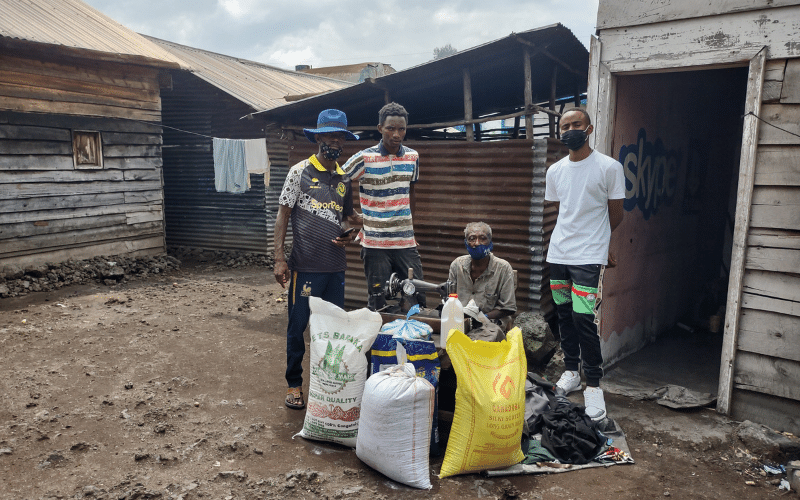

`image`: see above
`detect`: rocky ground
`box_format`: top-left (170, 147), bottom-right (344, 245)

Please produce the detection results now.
top-left (0, 252), bottom-right (796, 499)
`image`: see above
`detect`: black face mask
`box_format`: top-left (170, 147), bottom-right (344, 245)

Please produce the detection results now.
top-left (320, 142), bottom-right (342, 161)
top-left (560, 127), bottom-right (589, 151)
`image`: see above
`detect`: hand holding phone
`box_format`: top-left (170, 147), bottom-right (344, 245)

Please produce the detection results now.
top-left (340, 227), bottom-right (355, 237)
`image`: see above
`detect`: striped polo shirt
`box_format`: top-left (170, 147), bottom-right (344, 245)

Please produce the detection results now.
top-left (278, 155), bottom-right (353, 273)
top-left (342, 141), bottom-right (419, 249)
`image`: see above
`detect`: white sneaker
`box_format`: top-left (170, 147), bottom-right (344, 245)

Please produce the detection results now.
top-left (583, 386), bottom-right (607, 421)
top-left (556, 370), bottom-right (581, 394)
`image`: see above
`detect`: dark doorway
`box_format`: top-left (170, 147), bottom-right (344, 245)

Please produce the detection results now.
top-left (605, 66), bottom-right (749, 398)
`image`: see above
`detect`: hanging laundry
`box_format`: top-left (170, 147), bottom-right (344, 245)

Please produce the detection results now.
top-left (212, 138), bottom-right (249, 194)
top-left (244, 138), bottom-right (270, 186)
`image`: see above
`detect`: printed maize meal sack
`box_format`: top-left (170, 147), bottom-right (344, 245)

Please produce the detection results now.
top-left (357, 357), bottom-right (435, 489)
top-left (439, 327), bottom-right (527, 478)
top-left (370, 333), bottom-right (441, 455)
top-left (298, 297), bottom-right (382, 447)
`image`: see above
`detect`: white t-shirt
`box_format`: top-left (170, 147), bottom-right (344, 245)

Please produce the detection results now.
top-left (545, 150), bottom-right (625, 265)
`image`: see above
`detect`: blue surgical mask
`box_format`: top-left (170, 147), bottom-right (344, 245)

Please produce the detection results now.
top-left (465, 240), bottom-right (493, 260)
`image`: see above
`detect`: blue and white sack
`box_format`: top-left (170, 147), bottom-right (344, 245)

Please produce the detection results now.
top-left (379, 305), bottom-right (433, 341)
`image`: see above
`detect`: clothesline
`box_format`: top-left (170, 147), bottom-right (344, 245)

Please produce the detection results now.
top-left (112, 116), bottom-right (271, 194)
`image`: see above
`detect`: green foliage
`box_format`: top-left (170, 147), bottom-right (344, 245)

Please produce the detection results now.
top-left (433, 44), bottom-right (457, 60)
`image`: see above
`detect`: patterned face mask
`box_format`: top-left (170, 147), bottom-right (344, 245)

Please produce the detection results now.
top-left (465, 240), bottom-right (493, 260)
top-left (320, 141), bottom-right (342, 161)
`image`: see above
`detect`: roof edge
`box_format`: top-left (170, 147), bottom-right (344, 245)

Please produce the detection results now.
top-left (0, 36), bottom-right (182, 70)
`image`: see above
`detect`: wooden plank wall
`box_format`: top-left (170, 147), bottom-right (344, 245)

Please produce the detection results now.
top-left (731, 58), bottom-right (800, 434)
top-left (599, 7), bottom-right (800, 73)
top-left (0, 52), bottom-right (166, 267)
top-left (597, 0), bottom-right (800, 30)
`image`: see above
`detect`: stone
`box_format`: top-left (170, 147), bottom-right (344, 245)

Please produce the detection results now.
top-left (102, 265), bottom-right (125, 280)
top-left (736, 420), bottom-right (800, 459)
top-left (3, 264), bottom-right (24, 280)
top-left (515, 312), bottom-right (559, 369)
top-left (337, 486), bottom-right (364, 496)
top-left (0, 284), bottom-right (9, 297)
top-left (82, 485), bottom-right (102, 496)
top-left (24, 265), bottom-right (48, 278)
top-left (0, 448), bottom-right (12, 456)
top-left (218, 470), bottom-right (247, 481)
top-left (70, 442), bottom-right (91, 452)
top-left (543, 350), bottom-right (566, 383)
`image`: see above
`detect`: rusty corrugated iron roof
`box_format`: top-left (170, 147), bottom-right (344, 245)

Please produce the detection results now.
top-left (146, 36), bottom-right (352, 112)
top-left (0, 0), bottom-right (185, 68)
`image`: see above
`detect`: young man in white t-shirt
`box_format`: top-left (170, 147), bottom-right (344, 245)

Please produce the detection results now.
top-left (545, 107), bottom-right (625, 421)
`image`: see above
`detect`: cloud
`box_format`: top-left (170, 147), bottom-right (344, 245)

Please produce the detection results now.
top-left (82, 0), bottom-right (599, 70)
top-left (266, 47), bottom-right (316, 68)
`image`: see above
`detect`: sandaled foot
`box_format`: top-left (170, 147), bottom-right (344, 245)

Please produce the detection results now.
top-left (285, 387), bottom-right (304, 409)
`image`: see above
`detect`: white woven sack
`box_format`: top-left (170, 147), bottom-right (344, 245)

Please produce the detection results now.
top-left (298, 297), bottom-right (382, 447)
top-left (356, 350), bottom-right (434, 489)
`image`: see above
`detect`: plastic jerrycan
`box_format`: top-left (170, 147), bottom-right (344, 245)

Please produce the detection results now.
top-left (440, 293), bottom-right (464, 348)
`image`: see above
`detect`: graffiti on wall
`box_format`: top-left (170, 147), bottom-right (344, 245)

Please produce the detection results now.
top-left (618, 129), bottom-right (682, 220)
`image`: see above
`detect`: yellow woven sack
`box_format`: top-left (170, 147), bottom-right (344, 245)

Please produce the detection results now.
top-left (439, 327), bottom-right (527, 478)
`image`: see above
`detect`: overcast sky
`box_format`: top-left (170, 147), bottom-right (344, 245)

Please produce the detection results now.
top-left (82, 0), bottom-right (599, 71)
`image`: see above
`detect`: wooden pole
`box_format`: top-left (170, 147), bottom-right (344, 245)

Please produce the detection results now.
top-left (549, 65), bottom-right (558, 137)
top-left (523, 49), bottom-right (533, 140)
top-left (463, 67), bottom-right (474, 142)
top-left (717, 47), bottom-right (767, 416)
top-left (277, 104), bottom-right (561, 134)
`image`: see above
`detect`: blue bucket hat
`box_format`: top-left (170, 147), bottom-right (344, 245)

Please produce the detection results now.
top-left (303, 109), bottom-right (359, 143)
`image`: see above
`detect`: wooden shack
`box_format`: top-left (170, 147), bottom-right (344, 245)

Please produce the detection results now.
top-left (0, 0), bottom-right (183, 267)
top-left (588, 0), bottom-right (800, 433)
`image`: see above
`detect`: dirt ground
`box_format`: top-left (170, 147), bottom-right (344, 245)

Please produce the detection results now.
top-left (0, 260), bottom-right (790, 500)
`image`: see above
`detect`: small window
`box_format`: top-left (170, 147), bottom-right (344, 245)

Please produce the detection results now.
top-left (72, 130), bottom-right (103, 169)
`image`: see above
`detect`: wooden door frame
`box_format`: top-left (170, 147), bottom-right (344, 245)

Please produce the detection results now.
top-left (586, 36), bottom-right (617, 156)
top-left (717, 47), bottom-right (768, 415)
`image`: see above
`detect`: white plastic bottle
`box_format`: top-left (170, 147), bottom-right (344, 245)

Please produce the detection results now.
top-left (440, 293), bottom-right (464, 348)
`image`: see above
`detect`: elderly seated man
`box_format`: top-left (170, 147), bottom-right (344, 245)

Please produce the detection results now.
top-left (448, 222), bottom-right (517, 330)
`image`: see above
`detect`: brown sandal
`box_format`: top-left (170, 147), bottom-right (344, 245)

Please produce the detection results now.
top-left (285, 387), bottom-right (305, 409)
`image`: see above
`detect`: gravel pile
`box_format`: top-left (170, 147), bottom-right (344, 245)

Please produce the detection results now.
top-left (0, 255), bottom-right (181, 298)
top-left (168, 246), bottom-right (278, 269)
top-left (0, 247), bottom-right (281, 299)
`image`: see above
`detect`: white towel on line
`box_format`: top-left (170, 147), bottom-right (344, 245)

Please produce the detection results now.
top-left (212, 138), bottom-right (270, 193)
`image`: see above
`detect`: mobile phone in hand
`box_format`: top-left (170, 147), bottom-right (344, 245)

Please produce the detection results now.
top-left (340, 227), bottom-right (355, 237)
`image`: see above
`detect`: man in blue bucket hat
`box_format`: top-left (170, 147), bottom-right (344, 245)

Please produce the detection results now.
top-left (273, 109), bottom-right (360, 410)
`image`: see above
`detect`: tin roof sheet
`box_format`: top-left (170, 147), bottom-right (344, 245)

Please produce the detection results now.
top-left (0, 0), bottom-right (185, 68)
top-left (255, 23), bottom-right (589, 128)
top-left (147, 36), bottom-right (352, 112)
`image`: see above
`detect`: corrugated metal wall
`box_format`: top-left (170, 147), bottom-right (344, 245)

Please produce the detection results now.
top-left (288, 138), bottom-right (568, 315)
top-left (160, 73), bottom-right (290, 253)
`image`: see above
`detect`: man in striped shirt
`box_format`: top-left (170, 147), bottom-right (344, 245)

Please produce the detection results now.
top-left (342, 103), bottom-right (425, 310)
